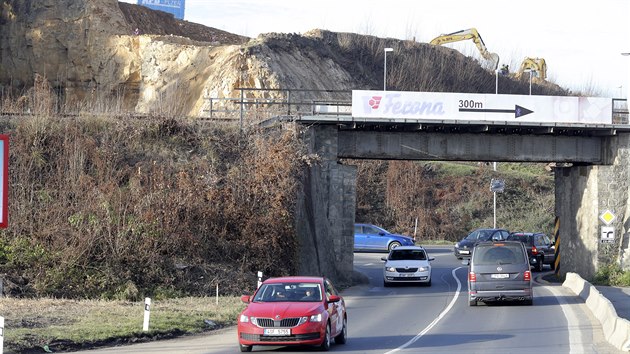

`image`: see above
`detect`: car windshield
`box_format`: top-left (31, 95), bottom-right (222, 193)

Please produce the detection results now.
top-left (389, 249), bottom-right (426, 261)
top-left (473, 245), bottom-right (526, 265)
top-left (252, 282), bottom-right (322, 302)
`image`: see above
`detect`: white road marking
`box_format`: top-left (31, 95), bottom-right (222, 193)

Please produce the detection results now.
top-left (384, 267), bottom-right (463, 354)
top-left (544, 284), bottom-right (584, 354)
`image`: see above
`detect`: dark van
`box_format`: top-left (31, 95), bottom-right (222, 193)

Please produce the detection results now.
top-left (466, 241), bottom-right (533, 306)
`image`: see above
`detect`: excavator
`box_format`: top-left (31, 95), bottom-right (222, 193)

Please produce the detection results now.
top-left (429, 28), bottom-right (500, 71)
top-left (515, 57), bottom-right (547, 81)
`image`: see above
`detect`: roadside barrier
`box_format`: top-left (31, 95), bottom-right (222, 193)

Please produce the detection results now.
top-left (143, 297), bottom-right (151, 332)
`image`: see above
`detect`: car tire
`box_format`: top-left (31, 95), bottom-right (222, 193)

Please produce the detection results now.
top-left (549, 259), bottom-right (556, 270)
top-left (524, 298), bottom-right (533, 306)
top-left (425, 278), bottom-right (432, 287)
top-left (383, 280), bottom-right (390, 287)
top-left (536, 256), bottom-right (544, 272)
top-left (469, 298), bottom-right (477, 306)
top-left (388, 241), bottom-right (401, 251)
top-left (334, 317), bottom-right (347, 344)
top-left (239, 344), bottom-right (252, 352)
top-left (319, 322), bottom-right (331, 351)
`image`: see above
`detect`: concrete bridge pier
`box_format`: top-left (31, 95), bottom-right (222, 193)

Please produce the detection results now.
top-left (295, 125), bottom-right (356, 285)
top-left (555, 134), bottom-right (630, 279)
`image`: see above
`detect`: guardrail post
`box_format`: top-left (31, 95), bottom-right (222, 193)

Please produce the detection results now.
top-left (239, 89), bottom-right (244, 131)
top-left (1, 316), bottom-right (4, 354)
top-left (143, 297), bottom-right (151, 332)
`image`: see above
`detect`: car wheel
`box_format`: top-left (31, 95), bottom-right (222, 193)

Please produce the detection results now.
top-left (425, 278), bottom-right (432, 287)
top-left (469, 297), bottom-right (477, 306)
top-left (319, 322), bottom-right (331, 351)
top-left (383, 280), bottom-right (390, 287)
top-left (388, 241), bottom-right (401, 251)
top-left (550, 259), bottom-right (556, 270)
top-left (524, 298), bottom-right (533, 306)
top-left (536, 256), bottom-right (544, 272)
top-left (334, 317), bottom-right (347, 344)
top-left (239, 343), bottom-right (252, 352)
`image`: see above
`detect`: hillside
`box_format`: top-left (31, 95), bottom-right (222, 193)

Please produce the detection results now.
top-left (0, 0), bottom-right (561, 301)
top-left (1, 0), bottom-right (567, 117)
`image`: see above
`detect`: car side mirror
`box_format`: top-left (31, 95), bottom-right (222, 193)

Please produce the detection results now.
top-left (328, 295), bottom-right (341, 303)
top-left (381, 257), bottom-right (388, 261)
top-left (241, 294), bottom-right (251, 304)
top-left (429, 257), bottom-right (435, 261)
top-left (462, 259), bottom-right (470, 266)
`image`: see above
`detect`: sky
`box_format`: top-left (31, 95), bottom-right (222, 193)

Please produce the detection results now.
top-left (120, 0), bottom-right (630, 98)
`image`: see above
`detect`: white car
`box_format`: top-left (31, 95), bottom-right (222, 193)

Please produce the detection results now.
top-left (381, 246), bottom-right (434, 287)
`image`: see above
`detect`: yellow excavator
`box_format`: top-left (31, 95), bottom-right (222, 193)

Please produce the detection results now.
top-left (429, 28), bottom-right (500, 71)
top-left (516, 57), bottom-right (547, 81)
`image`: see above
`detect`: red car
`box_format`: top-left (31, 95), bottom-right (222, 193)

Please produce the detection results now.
top-left (237, 276), bottom-right (347, 352)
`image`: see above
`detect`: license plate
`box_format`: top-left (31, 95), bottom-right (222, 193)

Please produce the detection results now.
top-left (264, 328), bottom-right (290, 336)
top-left (460, 250), bottom-right (470, 254)
top-left (400, 273), bottom-right (415, 277)
top-left (491, 273), bottom-right (509, 279)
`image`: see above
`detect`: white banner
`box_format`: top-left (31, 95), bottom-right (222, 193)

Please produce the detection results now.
top-left (352, 90), bottom-right (613, 124)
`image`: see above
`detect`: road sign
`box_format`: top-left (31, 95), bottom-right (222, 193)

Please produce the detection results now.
top-left (490, 179), bottom-right (505, 193)
top-left (352, 90), bottom-right (612, 124)
top-left (601, 226), bottom-right (615, 243)
top-left (599, 210), bottom-right (616, 225)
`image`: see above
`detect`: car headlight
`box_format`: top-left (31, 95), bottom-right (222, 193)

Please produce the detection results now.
top-left (239, 314), bottom-right (250, 323)
top-left (385, 266), bottom-right (396, 272)
top-left (418, 266), bottom-right (429, 272)
top-left (310, 313), bottom-right (323, 322)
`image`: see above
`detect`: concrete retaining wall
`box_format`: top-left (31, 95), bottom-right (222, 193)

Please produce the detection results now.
top-left (563, 272), bottom-right (630, 351)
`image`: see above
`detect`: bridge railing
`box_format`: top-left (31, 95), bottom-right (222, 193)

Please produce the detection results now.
top-left (613, 98), bottom-right (628, 124)
top-left (201, 88), bottom-right (352, 124)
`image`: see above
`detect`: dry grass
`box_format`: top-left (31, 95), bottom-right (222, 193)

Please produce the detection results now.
top-left (0, 296), bottom-right (245, 353)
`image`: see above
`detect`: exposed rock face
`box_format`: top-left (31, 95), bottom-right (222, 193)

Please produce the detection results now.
top-left (1, 0), bottom-right (567, 117)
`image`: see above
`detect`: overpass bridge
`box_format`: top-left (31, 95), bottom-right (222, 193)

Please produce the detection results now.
top-left (210, 88), bottom-right (630, 284)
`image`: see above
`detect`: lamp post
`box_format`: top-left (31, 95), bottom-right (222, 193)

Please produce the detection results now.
top-left (384, 48), bottom-right (393, 91)
top-left (523, 69), bottom-right (532, 95)
top-left (622, 53), bottom-right (630, 100)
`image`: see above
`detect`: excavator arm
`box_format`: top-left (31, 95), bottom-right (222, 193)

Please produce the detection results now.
top-left (430, 28), bottom-right (499, 71)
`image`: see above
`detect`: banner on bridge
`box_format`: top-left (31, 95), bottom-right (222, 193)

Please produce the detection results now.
top-left (351, 90), bottom-right (613, 124)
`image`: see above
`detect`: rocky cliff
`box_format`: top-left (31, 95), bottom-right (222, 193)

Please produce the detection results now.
top-left (0, 0), bottom-right (567, 117)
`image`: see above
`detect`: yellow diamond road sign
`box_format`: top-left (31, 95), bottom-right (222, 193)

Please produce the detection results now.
top-left (600, 210), bottom-right (616, 225)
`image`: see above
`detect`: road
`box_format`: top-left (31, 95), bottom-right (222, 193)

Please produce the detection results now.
top-left (76, 246), bottom-right (622, 353)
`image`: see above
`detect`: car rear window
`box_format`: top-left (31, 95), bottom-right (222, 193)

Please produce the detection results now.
top-left (389, 249), bottom-right (426, 260)
top-left (472, 245), bottom-right (526, 265)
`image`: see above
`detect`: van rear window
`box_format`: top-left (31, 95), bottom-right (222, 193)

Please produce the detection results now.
top-left (473, 245), bottom-right (526, 265)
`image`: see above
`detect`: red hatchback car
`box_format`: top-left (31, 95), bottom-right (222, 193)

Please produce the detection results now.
top-left (237, 276), bottom-right (347, 352)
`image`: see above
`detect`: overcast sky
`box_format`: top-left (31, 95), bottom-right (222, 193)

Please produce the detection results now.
top-left (120, 0), bottom-right (630, 98)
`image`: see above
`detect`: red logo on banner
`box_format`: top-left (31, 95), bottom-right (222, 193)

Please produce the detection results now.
top-left (368, 96), bottom-right (382, 109)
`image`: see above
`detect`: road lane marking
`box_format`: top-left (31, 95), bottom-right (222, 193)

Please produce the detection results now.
top-left (384, 267), bottom-right (463, 354)
top-left (544, 285), bottom-right (584, 353)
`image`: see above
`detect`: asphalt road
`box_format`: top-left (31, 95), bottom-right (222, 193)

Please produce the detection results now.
top-left (75, 246), bottom-right (622, 354)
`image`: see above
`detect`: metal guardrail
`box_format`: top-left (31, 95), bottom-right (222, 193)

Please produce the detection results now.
top-left (202, 88), bottom-right (352, 125)
top-left (204, 91), bottom-right (630, 127)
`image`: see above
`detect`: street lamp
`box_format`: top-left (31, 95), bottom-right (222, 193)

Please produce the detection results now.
top-left (384, 48), bottom-right (394, 91)
top-left (523, 69), bottom-right (532, 95)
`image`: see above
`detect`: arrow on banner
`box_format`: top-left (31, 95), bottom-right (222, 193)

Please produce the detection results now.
top-left (459, 105), bottom-right (534, 118)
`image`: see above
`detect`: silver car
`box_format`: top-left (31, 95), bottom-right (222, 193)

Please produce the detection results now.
top-left (466, 241), bottom-right (533, 306)
top-left (381, 246), bottom-right (434, 287)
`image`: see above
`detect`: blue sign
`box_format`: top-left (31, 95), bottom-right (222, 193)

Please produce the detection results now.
top-left (138, 0), bottom-right (185, 20)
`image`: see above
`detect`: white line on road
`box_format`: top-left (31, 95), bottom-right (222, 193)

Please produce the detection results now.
top-left (544, 284), bottom-right (584, 354)
top-left (384, 267), bottom-right (463, 354)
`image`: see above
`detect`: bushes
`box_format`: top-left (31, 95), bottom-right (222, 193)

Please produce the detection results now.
top-left (0, 115), bottom-right (304, 299)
